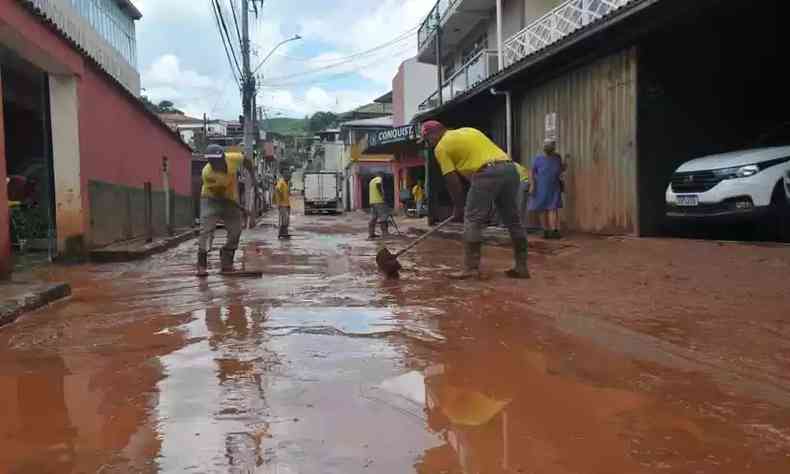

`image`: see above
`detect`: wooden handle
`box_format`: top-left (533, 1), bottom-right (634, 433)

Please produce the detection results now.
top-left (395, 217), bottom-right (455, 258)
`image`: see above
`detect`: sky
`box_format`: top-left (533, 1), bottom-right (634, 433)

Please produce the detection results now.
top-left (133, 0), bottom-right (436, 120)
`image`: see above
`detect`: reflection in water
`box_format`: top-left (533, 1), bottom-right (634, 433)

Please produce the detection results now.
top-left (378, 329), bottom-right (656, 474)
top-left (156, 305), bottom-right (273, 472)
top-left (0, 356), bottom-right (76, 473)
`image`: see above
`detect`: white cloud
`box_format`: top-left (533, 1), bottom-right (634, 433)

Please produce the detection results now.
top-left (142, 54), bottom-right (226, 118)
top-left (260, 86), bottom-right (374, 117)
top-left (135, 0), bottom-right (437, 119)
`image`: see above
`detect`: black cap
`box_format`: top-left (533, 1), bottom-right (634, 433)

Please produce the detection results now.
top-left (205, 144), bottom-right (225, 160)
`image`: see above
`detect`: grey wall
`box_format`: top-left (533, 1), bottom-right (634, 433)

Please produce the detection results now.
top-left (517, 47), bottom-right (638, 234)
top-left (88, 180), bottom-right (193, 248)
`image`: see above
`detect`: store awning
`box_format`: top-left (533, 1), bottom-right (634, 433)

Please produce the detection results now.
top-left (363, 124), bottom-right (423, 155)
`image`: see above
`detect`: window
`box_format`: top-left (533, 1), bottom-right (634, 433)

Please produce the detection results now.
top-left (73, 0), bottom-right (138, 68)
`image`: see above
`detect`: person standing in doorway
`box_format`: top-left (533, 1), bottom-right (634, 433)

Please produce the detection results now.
top-left (420, 121), bottom-right (529, 279)
top-left (412, 180), bottom-right (425, 217)
top-left (528, 139), bottom-right (566, 239)
top-left (274, 174), bottom-right (291, 240)
top-left (368, 173), bottom-right (389, 239)
top-left (197, 144), bottom-right (253, 276)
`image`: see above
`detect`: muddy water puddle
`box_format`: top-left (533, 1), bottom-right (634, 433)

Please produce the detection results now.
top-left (3, 220), bottom-right (790, 473)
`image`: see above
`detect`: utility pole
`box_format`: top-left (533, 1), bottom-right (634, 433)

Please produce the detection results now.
top-left (241, 0), bottom-right (257, 224)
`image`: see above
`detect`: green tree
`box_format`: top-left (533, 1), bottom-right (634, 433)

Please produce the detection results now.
top-left (190, 130), bottom-right (209, 153)
top-left (308, 111), bottom-right (339, 132)
top-left (157, 100), bottom-right (183, 114)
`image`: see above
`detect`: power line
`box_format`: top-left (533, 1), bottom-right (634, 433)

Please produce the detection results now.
top-left (226, 0), bottom-right (244, 47)
top-left (209, 0), bottom-right (242, 86)
top-left (261, 45), bottom-right (414, 87)
top-left (255, 24), bottom-right (419, 77)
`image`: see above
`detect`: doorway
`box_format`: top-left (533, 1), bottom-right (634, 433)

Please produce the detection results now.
top-left (2, 48), bottom-right (57, 269)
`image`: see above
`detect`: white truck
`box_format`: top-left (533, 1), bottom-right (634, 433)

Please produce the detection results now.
top-left (303, 171), bottom-right (342, 215)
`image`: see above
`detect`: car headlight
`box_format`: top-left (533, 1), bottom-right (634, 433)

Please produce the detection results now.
top-left (714, 164), bottom-right (760, 179)
top-left (735, 165), bottom-right (759, 178)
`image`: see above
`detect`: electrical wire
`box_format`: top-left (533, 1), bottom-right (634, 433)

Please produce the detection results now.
top-left (256, 24), bottom-right (418, 78)
top-left (227, 0), bottom-right (244, 47)
top-left (209, 0), bottom-right (242, 86)
top-left (261, 44), bottom-right (414, 87)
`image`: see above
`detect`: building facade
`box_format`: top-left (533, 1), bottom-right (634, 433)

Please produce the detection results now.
top-left (1, 0), bottom-right (192, 277)
top-left (414, 0), bottom-right (785, 236)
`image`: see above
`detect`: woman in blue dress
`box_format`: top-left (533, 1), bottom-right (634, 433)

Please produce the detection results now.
top-left (528, 139), bottom-right (566, 239)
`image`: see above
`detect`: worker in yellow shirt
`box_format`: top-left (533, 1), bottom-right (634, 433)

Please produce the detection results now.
top-left (514, 162), bottom-right (531, 233)
top-left (274, 174), bottom-right (291, 240)
top-left (420, 121), bottom-right (528, 279)
top-left (197, 144), bottom-right (254, 276)
top-left (368, 173), bottom-right (389, 239)
top-left (412, 180), bottom-right (425, 217)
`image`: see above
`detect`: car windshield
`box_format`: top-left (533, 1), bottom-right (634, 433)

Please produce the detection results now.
top-left (756, 123), bottom-right (790, 147)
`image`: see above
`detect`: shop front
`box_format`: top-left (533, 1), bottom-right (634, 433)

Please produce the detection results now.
top-left (364, 124), bottom-right (425, 215)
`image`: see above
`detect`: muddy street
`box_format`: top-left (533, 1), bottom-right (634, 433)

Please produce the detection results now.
top-left (1, 206), bottom-right (790, 474)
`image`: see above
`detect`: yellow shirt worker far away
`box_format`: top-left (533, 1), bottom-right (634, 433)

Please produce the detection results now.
top-left (369, 175), bottom-right (384, 205)
top-left (434, 127), bottom-right (510, 177)
top-left (201, 151), bottom-right (244, 202)
top-left (412, 183), bottom-right (424, 201)
top-left (275, 178), bottom-right (290, 207)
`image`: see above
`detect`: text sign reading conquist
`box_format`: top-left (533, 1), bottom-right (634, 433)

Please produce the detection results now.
top-left (368, 125), bottom-right (417, 148)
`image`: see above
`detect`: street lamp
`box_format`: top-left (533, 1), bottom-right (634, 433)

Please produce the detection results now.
top-left (253, 34), bottom-right (302, 74)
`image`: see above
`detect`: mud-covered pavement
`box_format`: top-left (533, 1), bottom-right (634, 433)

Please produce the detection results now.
top-left (2, 203), bottom-right (790, 473)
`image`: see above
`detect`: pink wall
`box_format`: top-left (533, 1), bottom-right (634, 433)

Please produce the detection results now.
top-left (78, 65), bottom-right (192, 197)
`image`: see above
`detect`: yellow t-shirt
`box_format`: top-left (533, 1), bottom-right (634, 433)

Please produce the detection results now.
top-left (201, 152), bottom-right (244, 202)
top-left (434, 128), bottom-right (509, 177)
top-left (369, 176), bottom-right (384, 205)
top-left (412, 184), bottom-right (424, 201)
top-left (275, 178), bottom-right (290, 207)
top-left (514, 163), bottom-right (529, 182)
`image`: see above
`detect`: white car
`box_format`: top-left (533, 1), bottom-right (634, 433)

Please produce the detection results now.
top-left (666, 124), bottom-right (790, 227)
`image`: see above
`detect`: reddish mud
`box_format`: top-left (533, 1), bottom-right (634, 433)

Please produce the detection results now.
top-left (1, 201), bottom-right (789, 473)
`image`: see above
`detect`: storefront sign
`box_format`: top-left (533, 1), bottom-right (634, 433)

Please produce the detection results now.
top-left (368, 125), bottom-right (417, 148)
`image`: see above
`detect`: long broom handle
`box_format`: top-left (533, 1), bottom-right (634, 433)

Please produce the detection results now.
top-left (395, 217), bottom-right (455, 258)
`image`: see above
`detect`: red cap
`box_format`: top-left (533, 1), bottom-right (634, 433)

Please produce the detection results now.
top-left (420, 120), bottom-right (444, 138)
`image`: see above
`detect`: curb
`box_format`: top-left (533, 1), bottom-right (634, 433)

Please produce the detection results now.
top-left (90, 229), bottom-right (199, 263)
top-left (0, 282), bottom-right (72, 328)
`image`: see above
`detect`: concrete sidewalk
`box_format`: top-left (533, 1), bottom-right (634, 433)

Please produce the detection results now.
top-left (0, 279), bottom-right (71, 328)
top-left (89, 227), bottom-right (199, 262)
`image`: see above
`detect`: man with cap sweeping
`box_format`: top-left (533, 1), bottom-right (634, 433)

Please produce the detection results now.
top-left (420, 121), bottom-right (529, 279)
top-left (197, 144), bottom-right (254, 276)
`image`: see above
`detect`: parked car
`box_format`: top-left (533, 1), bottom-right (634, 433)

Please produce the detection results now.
top-left (665, 123), bottom-right (790, 235)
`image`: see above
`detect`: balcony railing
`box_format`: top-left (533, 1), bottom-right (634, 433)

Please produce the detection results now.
top-left (504, 0), bottom-right (633, 66)
top-left (419, 49), bottom-right (498, 111)
top-left (418, 0), bottom-right (460, 50)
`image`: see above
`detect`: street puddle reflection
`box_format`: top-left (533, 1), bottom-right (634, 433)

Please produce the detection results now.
top-left (156, 305), bottom-right (274, 472)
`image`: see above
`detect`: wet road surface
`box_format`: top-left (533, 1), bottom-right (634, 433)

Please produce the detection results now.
top-left (1, 208), bottom-right (790, 473)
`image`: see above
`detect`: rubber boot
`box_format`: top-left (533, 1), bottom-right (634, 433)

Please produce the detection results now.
top-left (196, 251), bottom-right (209, 277)
top-left (505, 238), bottom-right (530, 279)
top-left (368, 221), bottom-right (379, 240)
top-left (381, 221), bottom-right (390, 237)
top-left (450, 242), bottom-right (482, 280)
top-left (220, 248), bottom-right (235, 273)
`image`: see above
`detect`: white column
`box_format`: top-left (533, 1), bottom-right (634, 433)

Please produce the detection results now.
top-left (49, 74), bottom-right (84, 254)
top-left (496, 0), bottom-right (504, 70)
